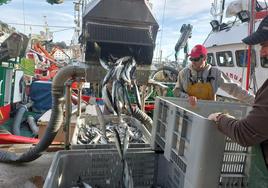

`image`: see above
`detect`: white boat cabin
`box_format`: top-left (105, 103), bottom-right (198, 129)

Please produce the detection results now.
top-left (204, 18), bottom-right (268, 98)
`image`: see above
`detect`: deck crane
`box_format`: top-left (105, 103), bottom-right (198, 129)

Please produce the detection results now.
top-left (174, 24), bottom-right (193, 67)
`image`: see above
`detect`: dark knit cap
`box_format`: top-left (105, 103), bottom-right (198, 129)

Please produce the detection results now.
top-left (242, 15), bottom-right (268, 45)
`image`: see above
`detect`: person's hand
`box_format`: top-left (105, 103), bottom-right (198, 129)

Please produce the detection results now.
top-left (208, 112), bottom-right (222, 121)
top-left (188, 96), bottom-right (197, 107)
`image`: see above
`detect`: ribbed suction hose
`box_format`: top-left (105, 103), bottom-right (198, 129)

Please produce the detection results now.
top-left (11, 105), bottom-right (28, 136)
top-left (132, 107), bottom-right (153, 132)
top-left (0, 65), bottom-right (86, 163)
top-left (27, 115), bottom-right (39, 136)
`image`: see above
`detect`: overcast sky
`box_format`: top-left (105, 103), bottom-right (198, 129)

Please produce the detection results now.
top-left (0, 0), bottom-right (231, 61)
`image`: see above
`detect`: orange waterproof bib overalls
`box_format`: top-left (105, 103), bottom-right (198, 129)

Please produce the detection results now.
top-left (186, 68), bottom-right (216, 100)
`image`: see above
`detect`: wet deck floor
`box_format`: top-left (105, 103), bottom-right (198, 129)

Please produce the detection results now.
top-left (0, 151), bottom-right (55, 188)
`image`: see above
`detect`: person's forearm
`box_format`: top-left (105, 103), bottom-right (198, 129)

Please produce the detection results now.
top-left (220, 83), bottom-right (254, 103)
top-left (217, 114), bottom-right (264, 146)
top-left (218, 72), bottom-right (255, 104)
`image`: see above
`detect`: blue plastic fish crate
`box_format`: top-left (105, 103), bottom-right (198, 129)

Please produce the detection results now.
top-left (151, 97), bottom-right (251, 188)
top-left (44, 149), bottom-right (183, 188)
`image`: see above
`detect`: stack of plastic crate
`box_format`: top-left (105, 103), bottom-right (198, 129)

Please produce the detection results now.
top-left (151, 97), bottom-right (251, 188)
top-left (45, 115), bottom-right (184, 187)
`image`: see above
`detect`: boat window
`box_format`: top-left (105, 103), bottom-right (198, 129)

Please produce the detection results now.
top-left (261, 57), bottom-right (268, 68)
top-left (216, 51), bottom-right (234, 67)
top-left (206, 53), bottom-right (216, 66)
top-left (235, 50), bottom-right (256, 67)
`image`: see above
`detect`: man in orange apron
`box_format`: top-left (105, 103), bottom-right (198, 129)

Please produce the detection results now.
top-left (173, 44), bottom-right (254, 106)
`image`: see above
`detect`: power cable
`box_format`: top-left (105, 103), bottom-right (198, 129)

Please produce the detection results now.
top-left (158, 0), bottom-right (167, 63)
top-left (51, 28), bottom-right (74, 33)
top-left (6, 22), bottom-right (75, 29)
top-left (165, 52), bottom-right (174, 59)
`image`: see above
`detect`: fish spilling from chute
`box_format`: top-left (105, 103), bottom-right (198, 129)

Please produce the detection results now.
top-left (100, 56), bottom-right (141, 116)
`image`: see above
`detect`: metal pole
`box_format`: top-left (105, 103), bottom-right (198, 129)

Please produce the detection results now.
top-left (246, 0), bottom-right (256, 90)
top-left (77, 82), bottom-right (82, 116)
top-left (219, 0), bottom-right (225, 24)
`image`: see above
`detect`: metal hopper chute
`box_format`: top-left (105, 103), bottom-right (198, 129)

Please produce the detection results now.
top-left (81, 0), bottom-right (159, 65)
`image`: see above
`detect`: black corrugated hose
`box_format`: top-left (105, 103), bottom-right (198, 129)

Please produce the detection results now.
top-left (0, 65), bottom-right (86, 163)
top-left (11, 105), bottom-right (28, 136)
top-left (132, 107), bottom-right (153, 132)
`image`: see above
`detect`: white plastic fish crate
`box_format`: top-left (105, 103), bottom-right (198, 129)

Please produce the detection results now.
top-left (71, 114), bottom-right (151, 150)
top-left (44, 149), bottom-right (183, 188)
top-left (151, 97), bottom-right (251, 188)
top-left (219, 137), bottom-right (249, 187)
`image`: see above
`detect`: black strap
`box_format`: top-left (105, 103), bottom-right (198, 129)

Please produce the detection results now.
top-left (189, 69), bottom-right (204, 84)
top-left (206, 68), bottom-right (215, 82)
top-left (189, 69), bottom-right (196, 84)
top-left (189, 68), bottom-right (215, 84)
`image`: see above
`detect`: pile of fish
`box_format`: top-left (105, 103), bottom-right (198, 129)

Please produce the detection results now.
top-left (73, 120), bottom-right (134, 188)
top-left (76, 119), bottom-right (146, 145)
top-left (100, 56), bottom-right (141, 116)
top-left (72, 176), bottom-right (92, 188)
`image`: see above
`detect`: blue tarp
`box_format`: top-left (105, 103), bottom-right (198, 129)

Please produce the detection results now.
top-left (30, 81), bottom-right (52, 112)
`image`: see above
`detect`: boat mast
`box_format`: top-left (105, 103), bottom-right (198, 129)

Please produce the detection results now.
top-left (211, 0), bottom-right (225, 24)
top-left (219, 0), bottom-right (225, 24)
